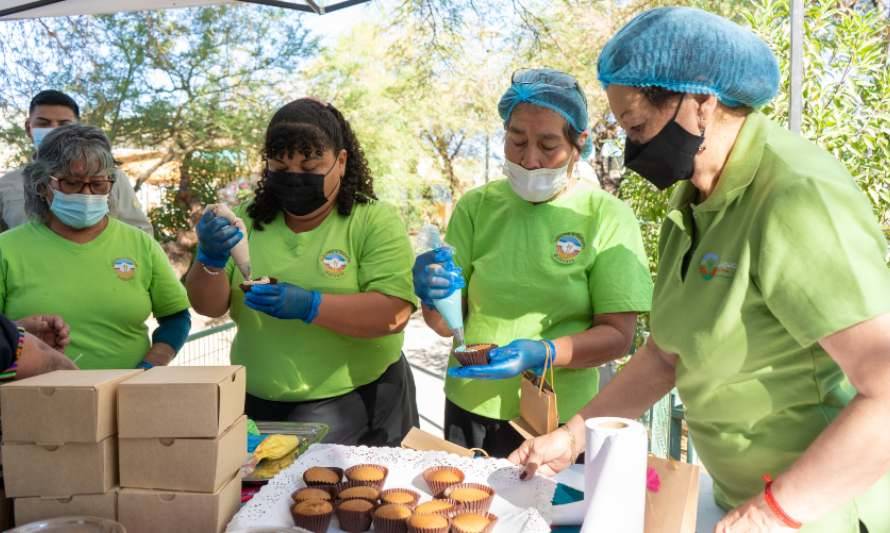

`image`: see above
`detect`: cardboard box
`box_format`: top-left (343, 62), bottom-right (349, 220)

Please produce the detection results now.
top-left (120, 416), bottom-right (246, 493)
top-left (14, 490), bottom-right (117, 525)
top-left (118, 366), bottom-right (245, 438)
top-left (118, 473), bottom-right (241, 533)
top-left (2, 437), bottom-right (116, 498)
top-left (0, 370), bottom-right (141, 444)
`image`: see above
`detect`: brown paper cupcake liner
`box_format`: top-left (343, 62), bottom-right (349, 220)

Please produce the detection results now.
top-left (380, 488), bottom-right (421, 509)
top-left (450, 512), bottom-right (498, 533)
top-left (344, 463), bottom-right (389, 489)
top-left (443, 483), bottom-right (495, 515)
top-left (302, 466), bottom-right (344, 487)
top-left (336, 504), bottom-right (374, 532)
top-left (453, 343), bottom-right (497, 366)
top-left (422, 466), bottom-right (466, 497)
top-left (291, 510), bottom-right (333, 533)
top-left (372, 508), bottom-right (411, 533)
top-left (239, 276), bottom-right (279, 293)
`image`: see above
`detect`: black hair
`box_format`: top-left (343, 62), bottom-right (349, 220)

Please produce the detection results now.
top-left (29, 90), bottom-right (80, 118)
top-left (247, 98), bottom-right (376, 230)
top-left (640, 86), bottom-right (683, 109)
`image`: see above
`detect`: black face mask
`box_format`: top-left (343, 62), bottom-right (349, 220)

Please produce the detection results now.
top-left (624, 97), bottom-right (705, 191)
top-left (264, 161), bottom-right (337, 216)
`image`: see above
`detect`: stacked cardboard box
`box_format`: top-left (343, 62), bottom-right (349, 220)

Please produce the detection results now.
top-left (0, 370), bottom-right (141, 526)
top-left (117, 366), bottom-right (246, 533)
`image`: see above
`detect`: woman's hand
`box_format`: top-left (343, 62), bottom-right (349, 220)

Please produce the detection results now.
top-left (449, 339), bottom-right (551, 379)
top-left (508, 425), bottom-right (580, 478)
top-left (412, 248), bottom-right (464, 306)
top-left (715, 494), bottom-right (797, 533)
top-left (16, 314), bottom-right (70, 351)
top-left (16, 333), bottom-right (77, 379)
top-left (244, 282), bottom-right (321, 322)
top-left (195, 210), bottom-right (242, 269)
top-left (142, 342), bottom-right (176, 367)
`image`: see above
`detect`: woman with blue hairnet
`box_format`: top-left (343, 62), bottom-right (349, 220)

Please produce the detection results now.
top-left (509, 7), bottom-right (890, 533)
top-left (413, 68), bottom-right (654, 457)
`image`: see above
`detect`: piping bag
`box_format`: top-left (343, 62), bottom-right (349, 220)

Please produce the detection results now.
top-left (417, 224), bottom-right (465, 348)
top-left (205, 203), bottom-right (251, 281)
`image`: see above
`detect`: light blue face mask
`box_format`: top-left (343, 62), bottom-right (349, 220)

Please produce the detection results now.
top-left (31, 127), bottom-right (54, 153)
top-left (50, 190), bottom-right (109, 229)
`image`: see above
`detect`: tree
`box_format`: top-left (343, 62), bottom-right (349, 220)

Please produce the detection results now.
top-left (0, 5), bottom-right (318, 254)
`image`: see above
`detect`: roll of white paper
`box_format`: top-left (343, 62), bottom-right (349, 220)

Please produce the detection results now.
top-left (579, 417), bottom-right (648, 533)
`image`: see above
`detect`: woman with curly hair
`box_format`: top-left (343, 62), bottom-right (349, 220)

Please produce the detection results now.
top-left (186, 98), bottom-right (418, 445)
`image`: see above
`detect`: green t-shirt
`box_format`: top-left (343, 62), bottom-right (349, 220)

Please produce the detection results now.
top-left (0, 219), bottom-right (190, 369)
top-left (651, 112), bottom-right (890, 532)
top-left (227, 200), bottom-right (417, 402)
top-left (444, 179), bottom-right (653, 422)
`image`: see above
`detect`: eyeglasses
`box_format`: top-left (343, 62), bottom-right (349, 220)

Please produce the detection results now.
top-left (50, 175), bottom-right (115, 195)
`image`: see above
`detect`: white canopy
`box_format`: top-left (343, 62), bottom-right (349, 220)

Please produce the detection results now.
top-left (0, 0), bottom-right (368, 19)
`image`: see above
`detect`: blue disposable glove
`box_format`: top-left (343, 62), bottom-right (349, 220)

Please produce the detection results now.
top-left (136, 360), bottom-right (154, 370)
top-left (196, 210), bottom-right (243, 269)
top-left (243, 282), bottom-right (322, 323)
top-left (448, 339), bottom-right (556, 380)
top-left (412, 247), bottom-right (465, 307)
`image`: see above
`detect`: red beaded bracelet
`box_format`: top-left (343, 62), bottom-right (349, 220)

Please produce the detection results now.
top-left (762, 474), bottom-right (802, 529)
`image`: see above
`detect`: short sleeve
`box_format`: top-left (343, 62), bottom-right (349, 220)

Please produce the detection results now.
top-left (589, 197), bottom-right (654, 314)
top-left (148, 239), bottom-right (191, 318)
top-left (110, 169), bottom-right (154, 235)
top-left (356, 203), bottom-right (418, 307)
top-left (757, 178), bottom-right (890, 346)
top-left (445, 192), bottom-right (478, 298)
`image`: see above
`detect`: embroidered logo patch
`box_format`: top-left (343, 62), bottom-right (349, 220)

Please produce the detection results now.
top-left (699, 252), bottom-right (737, 281)
top-left (321, 250), bottom-right (349, 277)
top-left (553, 233), bottom-right (585, 264)
top-left (113, 258), bottom-right (137, 280)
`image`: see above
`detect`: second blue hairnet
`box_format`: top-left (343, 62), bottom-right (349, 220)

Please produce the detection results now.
top-left (498, 69), bottom-right (594, 158)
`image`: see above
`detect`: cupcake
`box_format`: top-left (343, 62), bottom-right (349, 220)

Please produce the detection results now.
top-left (337, 484), bottom-right (381, 504)
top-left (380, 488), bottom-right (420, 509)
top-left (336, 498), bottom-right (374, 532)
top-left (291, 487), bottom-right (333, 503)
top-left (450, 512), bottom-right (498, 533)
top-left (422, 466), bottom-right (465, 497)
top-left (407, 513), bottom-right (449, 533)
top-left (443, 484), bottom-right (495, 514)
top-left (303, 466), bottom-right (343, 487)
top-left (239, 276), bottom-right (279, 292)
top-left (290, 499), bottom-right (334, 533)
top-left (345, 464), bottom-right (388, 489)
top-left (413, 498), bottom-right (457, 518)
top-left (453, 344), bottom-right (497, 366)
top-left (372, 503), bottom-right (412, 533)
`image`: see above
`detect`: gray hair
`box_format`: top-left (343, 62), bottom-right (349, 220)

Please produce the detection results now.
top-left (24, 124), bottom-right (118, 224)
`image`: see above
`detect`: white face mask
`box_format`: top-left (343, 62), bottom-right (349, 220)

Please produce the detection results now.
top-left (31, 127), bottom-right (54, 153)
top-left (503, 159), bottom-right (570, 203)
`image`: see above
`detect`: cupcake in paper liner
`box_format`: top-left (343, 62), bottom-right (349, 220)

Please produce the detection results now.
top-left (372, 503), bottom-right (412, 533)
top-left (290, 499), bottom-right (334, 533)
top-left (336, 498), bottom-right (375, 532)
top-left (407, 512), bottom-right (450, 533)
top-left (291, 486), bottom-right (334, 503)
top-left (443, 483), bottom-right (495, 514)
top-left (422, 466), bottom-right (465, 497)
top-left (453, 343), bottom-right (497, 367)
top-left (414, 498), bottom-right (458, 518)
top-left (239, 276), bottom-right (279, 293)
top-left (380, 488), bottom-right (421, 509)
top-left (345, 463), bottom-right (389, 489)
top-left (336, 483), bottom-right (381, 504)
top-left (450, 512), bottom-right (498, 533)
top-left (302, 466), bottom-right (343, 487)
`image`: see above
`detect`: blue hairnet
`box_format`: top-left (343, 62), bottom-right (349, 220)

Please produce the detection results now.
top-left (498, 68), bottom-right (593, 158)
top-left (598, 7), bottom-right (779, 108)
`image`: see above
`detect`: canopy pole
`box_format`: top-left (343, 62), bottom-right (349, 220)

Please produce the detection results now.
top-left (789, 0), bottom-right (804, 133)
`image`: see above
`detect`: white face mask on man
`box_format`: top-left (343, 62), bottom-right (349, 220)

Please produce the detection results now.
top-left (503, 158), bottom-right (571, 203)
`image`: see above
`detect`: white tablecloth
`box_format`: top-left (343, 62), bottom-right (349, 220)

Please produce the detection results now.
top-left (555, 465), bottom-right (726, 532)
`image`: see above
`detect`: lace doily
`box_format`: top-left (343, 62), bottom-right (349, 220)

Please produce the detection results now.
top-left (227, 444), bottom-right (556, 533)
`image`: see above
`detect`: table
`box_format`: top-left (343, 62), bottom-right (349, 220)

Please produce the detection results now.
top-left (553, 465), bottom-right (726, 532)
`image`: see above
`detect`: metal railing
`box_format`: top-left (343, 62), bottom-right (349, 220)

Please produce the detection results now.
top-left (173, 321), bottom-right (236, 367)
